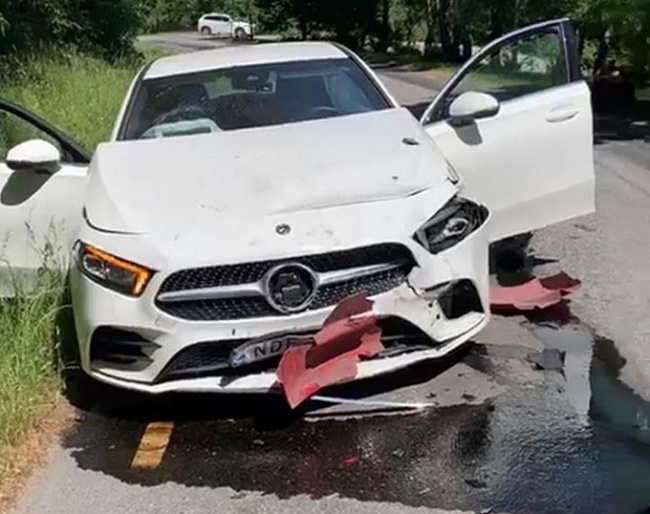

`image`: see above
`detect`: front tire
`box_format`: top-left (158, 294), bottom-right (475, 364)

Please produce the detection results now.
top-left (234, 27), bottom-right (246, 40)
top-left (61, 368), bottom-right (103, 411)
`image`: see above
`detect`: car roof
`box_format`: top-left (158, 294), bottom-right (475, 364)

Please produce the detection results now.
top-left (201, 12), bottom-right (228, 17)
top-left (144, 42), bottom-right (348, 80)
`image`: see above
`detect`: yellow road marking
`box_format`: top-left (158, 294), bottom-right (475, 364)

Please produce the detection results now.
top-left (131, 421), bottom-right (174, 470)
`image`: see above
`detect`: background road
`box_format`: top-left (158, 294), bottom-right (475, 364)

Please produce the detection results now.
top-left (9, 35), bottom-right (650, 514)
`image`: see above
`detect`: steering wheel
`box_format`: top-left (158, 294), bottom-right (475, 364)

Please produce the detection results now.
top-left (307, 106), bottom-right (339, 118)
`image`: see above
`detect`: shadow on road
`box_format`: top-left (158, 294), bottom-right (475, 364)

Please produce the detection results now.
top-left (593, 98), bottom-right (650, 144)
top-left (58, 347), bottom-right (500, 512)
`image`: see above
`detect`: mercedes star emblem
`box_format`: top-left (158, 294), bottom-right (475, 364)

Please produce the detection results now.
top-left (263, 263), bottom-right (318, 314)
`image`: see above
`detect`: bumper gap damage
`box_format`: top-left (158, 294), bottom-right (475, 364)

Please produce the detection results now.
top-left (277, 294), bottom-right (384, 409)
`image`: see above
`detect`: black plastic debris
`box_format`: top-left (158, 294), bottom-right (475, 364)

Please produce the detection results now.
top-left (527, 349), bottom-right (566, 371)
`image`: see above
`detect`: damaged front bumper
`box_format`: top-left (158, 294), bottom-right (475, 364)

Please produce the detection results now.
top-left (70, 210), bottom-right (491, 395)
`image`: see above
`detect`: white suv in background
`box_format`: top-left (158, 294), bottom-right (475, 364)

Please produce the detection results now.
top-left (197, 13), bottom-right (254, 40)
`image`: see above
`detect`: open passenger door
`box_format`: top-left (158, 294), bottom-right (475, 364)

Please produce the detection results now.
top-left (421, 18), bottom-right (595, 242)
top-left (0, 99), bottom-right (90, 292)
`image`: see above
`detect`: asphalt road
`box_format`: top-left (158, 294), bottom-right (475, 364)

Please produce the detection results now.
top-left (9, 35), bottom-right (650, 514)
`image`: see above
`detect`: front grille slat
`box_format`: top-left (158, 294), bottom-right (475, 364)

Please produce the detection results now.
top-left (156, 244), bottom-right (415, 321)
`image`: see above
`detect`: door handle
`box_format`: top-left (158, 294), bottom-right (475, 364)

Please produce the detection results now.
top-left (546, 108), bottom-right (579, 123)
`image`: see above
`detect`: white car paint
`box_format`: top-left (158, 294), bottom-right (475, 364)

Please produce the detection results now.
top-left (0, 18), bottom-right (595, 395)
top-left (426, 81), bottom-right (595, 242)
top-left (87, 109), bottom-right (452, 240)
top-left (0, 160), bottom-right (86, 293)
top-left (143, 42), bottom-right (348, 79)
top-left (197, 13), bottom-right (254, 39)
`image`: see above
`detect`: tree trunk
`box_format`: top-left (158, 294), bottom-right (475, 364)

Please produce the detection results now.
top-left (593, 28), bottom-right (611, 77)
top-left (299, 4), bottom-right (308, 40)
top-left (439, 0), bottom-right (453, 60)
top-left (576, 26), bottom-right (585, 62)
top-left (448, 0), bottom-right (463, 63)
top-left (461, 33), bottom-right (472, 60)
top-left (378, 0), bottom-right (390, 51)
top-left (424, 0), bottom-right (437, 56)
top-left (489, 0), bottom-right (503, 40)
top-left (632, 16), bottom-right (650, 84)
top-left (247, 0), bottom-right (254, 38)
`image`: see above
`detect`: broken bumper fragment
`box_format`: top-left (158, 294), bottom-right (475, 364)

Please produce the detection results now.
top-left (490, 272), bottom-right (581, 312)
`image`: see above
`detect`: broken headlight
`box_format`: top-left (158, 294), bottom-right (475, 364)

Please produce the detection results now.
top-left (415, 196), bottom-right (488, 254)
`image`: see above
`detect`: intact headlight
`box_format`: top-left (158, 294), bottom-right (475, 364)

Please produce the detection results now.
top-left (75, 242), bottom-right (153, 297)
top-left (414, 196), bottom-right (488, 254)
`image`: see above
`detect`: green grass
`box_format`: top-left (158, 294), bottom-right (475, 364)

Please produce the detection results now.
top-left (0, 270), bottom-right (66, 477)
top-left (0, 49), bottom-right (167, 150)
top-left (0, 48), bottom-right (170, 484)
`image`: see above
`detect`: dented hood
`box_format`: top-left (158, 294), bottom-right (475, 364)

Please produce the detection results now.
top-left (84, 108), bottom-right (456, 263)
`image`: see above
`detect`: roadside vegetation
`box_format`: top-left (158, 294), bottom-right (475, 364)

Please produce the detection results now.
top-left (1, 54), bottom-right (142, 150)
top-left (0, 271), bottom-right (66, 482)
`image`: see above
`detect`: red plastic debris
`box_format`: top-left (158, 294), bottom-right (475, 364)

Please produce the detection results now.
top-left (276, 294), bottom-right (383, 409)
top-left (342, 456), bottom-right (360, 466)
top-left (322, 293), bottom-right (373, 325)
top-left (490, 272), bottom-right (581, 313)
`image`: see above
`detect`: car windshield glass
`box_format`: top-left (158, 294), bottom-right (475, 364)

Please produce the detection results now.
top-left (120, 57), bottom-right (391, 141)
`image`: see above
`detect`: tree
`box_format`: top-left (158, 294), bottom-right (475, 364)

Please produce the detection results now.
top-left (0, 0), bottom-right (141, 60)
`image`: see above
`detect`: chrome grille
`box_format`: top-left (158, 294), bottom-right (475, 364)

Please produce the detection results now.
top-left (156, 244), bottom-right (415, 321)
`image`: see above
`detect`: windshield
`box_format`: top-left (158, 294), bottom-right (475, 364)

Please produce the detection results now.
top-left (119, 57), bottom-right (391, 140)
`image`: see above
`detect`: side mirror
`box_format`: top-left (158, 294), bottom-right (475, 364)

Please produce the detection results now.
top-left (448, 91), bottom-right (500, 127)
top-left (6, 139), bottom-right (62, 173)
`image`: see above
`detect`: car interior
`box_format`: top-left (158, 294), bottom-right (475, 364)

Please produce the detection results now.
top-left (125, 60), bottom-right (387, 140)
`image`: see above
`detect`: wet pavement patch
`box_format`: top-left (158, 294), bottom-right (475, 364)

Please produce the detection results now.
top-left (59, 318), bottom-right (650, 514)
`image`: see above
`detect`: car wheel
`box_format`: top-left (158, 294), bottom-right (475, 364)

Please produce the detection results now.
top-left (200, 26), bottom-right (212, 36)
top-left (61, 368), bottom-right (104, 411)
top-left (234, 27), bottom-right (246, 40)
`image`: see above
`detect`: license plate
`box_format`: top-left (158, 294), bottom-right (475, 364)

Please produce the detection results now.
top-left (229, 335), bottom-right (312, 368)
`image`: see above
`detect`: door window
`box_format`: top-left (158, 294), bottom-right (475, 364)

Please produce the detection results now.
top-left (0, 109), bottom-right (64, 161)
top-left (429, 28), bottom-right (569, 123)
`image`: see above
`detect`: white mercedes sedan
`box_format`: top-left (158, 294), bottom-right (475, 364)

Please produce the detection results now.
top-left (0, 18), bottom-right (594, 398)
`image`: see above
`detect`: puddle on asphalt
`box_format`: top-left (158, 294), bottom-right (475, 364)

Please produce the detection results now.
top-left (59, 314), bottom-right (650, 514)
top-left (530, 316), bottom-right (650, 446)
